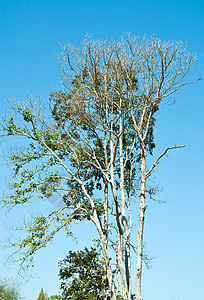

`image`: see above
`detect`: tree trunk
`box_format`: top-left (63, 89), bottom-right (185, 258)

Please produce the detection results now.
top-left (102, 180), bottom-right (109, 300)
top-left (135, 149), bottom-right (146, 300)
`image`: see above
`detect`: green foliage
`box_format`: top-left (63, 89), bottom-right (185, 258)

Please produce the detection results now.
top-left (50, 295), bottom-right (62, 300)
top-left (0, 279), bottom-right (21, 300)
top-left (58, 247), bottom-right (109, 300)
top-left (37, 288), bottom-right (50, 300)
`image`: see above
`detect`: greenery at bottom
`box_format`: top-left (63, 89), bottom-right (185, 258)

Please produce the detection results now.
top-left (58, 247), bottom-right (109, 300)
top-left (37, 288), bottom-right (50, 300)
top-left (0, 279), bottom-right (21, 300)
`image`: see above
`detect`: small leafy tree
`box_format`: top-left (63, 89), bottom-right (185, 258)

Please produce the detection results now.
top-left (37, 288), bottom-right (50, 300)
top-left (0, 279), bottom-right (21, 300)
top-left (58, 247), bottom-right (110, 300)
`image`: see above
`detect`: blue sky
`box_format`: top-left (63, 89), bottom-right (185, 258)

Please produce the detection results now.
top-left (0, 0), bottom-right (204, 299)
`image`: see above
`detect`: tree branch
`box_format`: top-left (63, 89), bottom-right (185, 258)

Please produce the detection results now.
top-left (145, 145), bottom-right (185, 178)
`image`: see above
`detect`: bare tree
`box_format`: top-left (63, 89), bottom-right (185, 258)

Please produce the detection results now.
top-left (0, 35), bottom-right (199, 300)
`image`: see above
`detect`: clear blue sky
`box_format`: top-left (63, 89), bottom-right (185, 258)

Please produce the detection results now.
top-left (0, 0), bottom-right (204, 299)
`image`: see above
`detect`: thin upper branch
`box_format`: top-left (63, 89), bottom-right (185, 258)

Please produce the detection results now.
top-left (145, 145), bottom-right (185, 178)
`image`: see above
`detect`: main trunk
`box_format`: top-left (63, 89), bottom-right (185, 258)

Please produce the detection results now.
top-left (102, 180), bottom-right (109, 300)
top-left (135, 149), bottom-right (146, 300)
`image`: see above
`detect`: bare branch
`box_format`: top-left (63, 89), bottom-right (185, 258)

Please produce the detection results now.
top-left (145, 145), bottom-right (185, 178)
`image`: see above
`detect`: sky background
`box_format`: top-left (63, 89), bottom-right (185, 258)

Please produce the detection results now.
top-left (0, 0), bottom-right (204, 299)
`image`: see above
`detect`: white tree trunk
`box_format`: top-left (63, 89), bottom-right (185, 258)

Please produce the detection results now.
top-left (136, 149), bottom-right (146, 300)
top-left (102, 180), bottom-right (109, 300)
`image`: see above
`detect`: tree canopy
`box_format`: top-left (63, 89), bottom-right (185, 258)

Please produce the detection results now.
top-left (58, 247), bottom-right (110, 299)
top-left (0, 35), bottom-right (199, 300)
